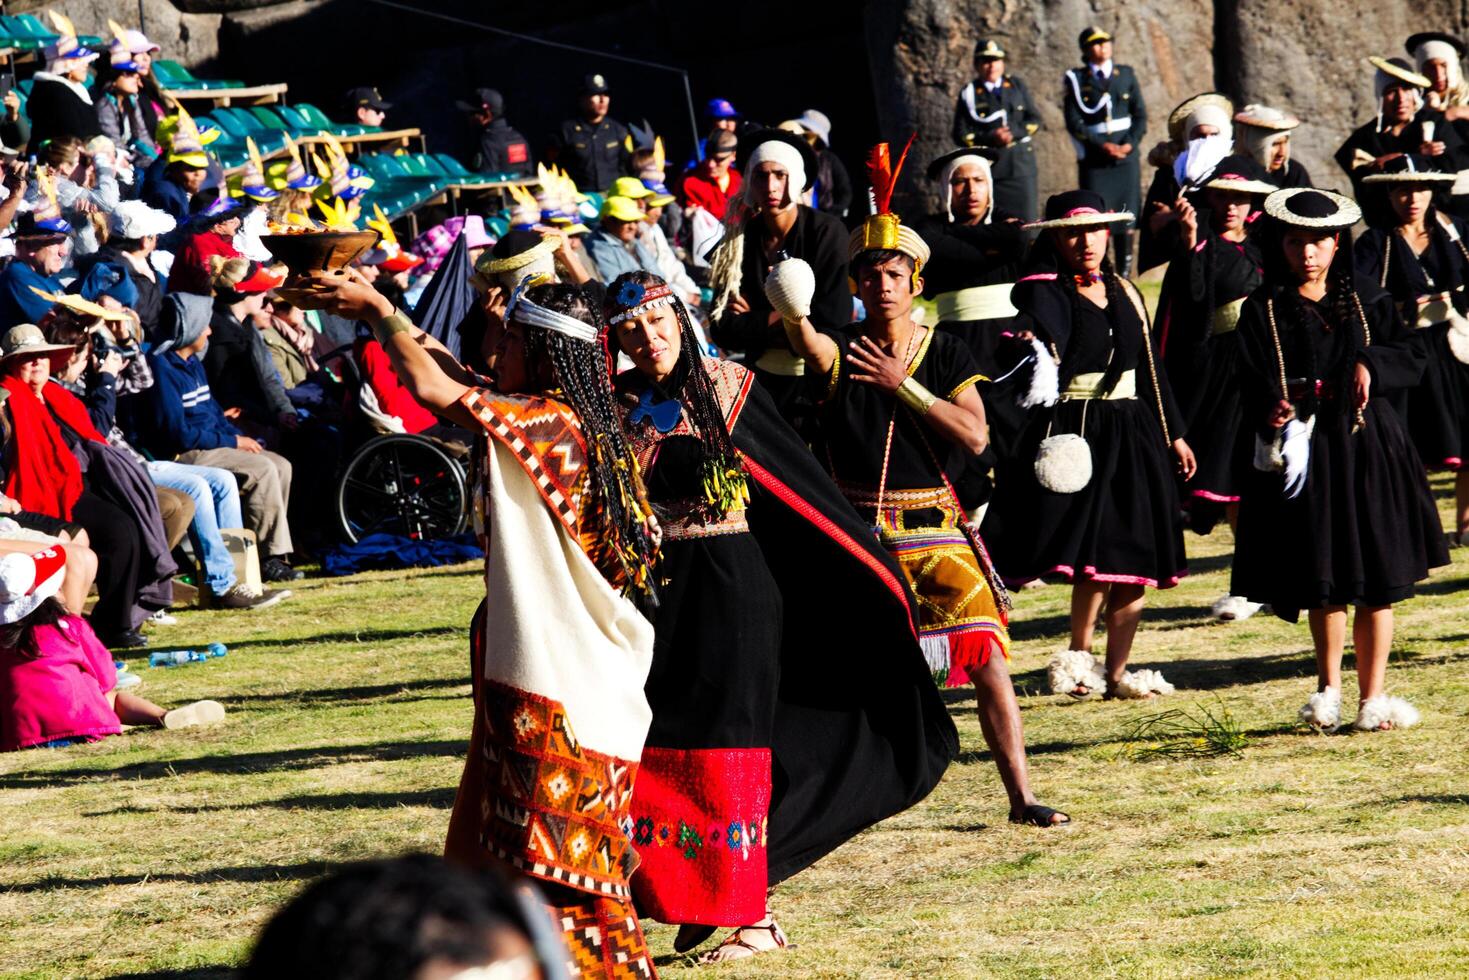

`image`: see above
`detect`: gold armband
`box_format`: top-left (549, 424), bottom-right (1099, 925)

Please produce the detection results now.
top-left (896, 377), bottom-right (939, 415)
top-left (375, 312), bottom-right (413, 342)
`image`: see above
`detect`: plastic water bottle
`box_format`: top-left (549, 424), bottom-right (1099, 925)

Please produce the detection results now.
top-left (148, 643), bottom-right (228, 668)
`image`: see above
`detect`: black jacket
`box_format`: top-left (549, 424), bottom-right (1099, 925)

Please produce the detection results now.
top-left (549, 115), bottom-right (630, 191)
top-left (474, 117), bottom-right (533, 177)
top-left (26, 75), bottom-right (102, 150)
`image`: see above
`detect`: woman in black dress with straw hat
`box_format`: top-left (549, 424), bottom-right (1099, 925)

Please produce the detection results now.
top-left (1354, 158), bottom-right (1469, 540)
top-left (1156, 154), bottom-right (1277, 621)
top-left (983, 189), bottom-right (1194, 702)
top-left (1232, 187), bottom-right (1448, 733)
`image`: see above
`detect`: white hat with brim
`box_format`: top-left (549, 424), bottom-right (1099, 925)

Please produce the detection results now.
top-left (1263, 187), bottom-right (1362, 229)
top-left (1024, 208), bottom-right (1136, 230)
top-left (1234, 105), bottom-right (1301, 132)
top-left (0, 547), bottom-right (67, 625)
top-left (0, 323), bottom-right (76, 370)
top-left (109, 200), bottom-right (178, 240)
top-left (1361, 169), bottom-right (1458, 185)
top-left (1369, 56), bottom-right (1431, 89)
top-left (1204, 175), bottom-right (1279, 194)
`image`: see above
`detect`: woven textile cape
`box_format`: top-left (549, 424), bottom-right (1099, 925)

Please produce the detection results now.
top-left (447, 388), bottom-right (656, 979)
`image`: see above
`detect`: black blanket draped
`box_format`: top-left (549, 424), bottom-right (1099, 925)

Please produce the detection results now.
top-left (617, 361), bottom-right (957, 924)
top-left (1159, 233), bottom-right (1263, 522)
top-left (1231, 281), bottom-right (1449, 620)
top-left (1355, 214), bottom-right (1469, 469)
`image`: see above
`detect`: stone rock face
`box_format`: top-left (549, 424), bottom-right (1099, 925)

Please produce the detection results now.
top-left (866, 0), bottom-right (1217, 215)
top-left (48, 0), bottom-right (224, 67)
top-left (867, 0), bottom-right (1469, 214)
top-left (1232, 0), bottom-right (1467, 192)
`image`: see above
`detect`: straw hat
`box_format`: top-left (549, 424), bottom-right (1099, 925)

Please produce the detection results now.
top-left (0, 324), bottom-right (75, 371)
top-left (1025, 189), bottom-right (1134, 230)
top-left (1168, 93), bottom-right (1235, 144)
top-left (1369, 56), bottom-right (1431, 90)
top-left (1262, 188), bottom-right (1362, 229)
top-left (1201, 154), bottom-right (1278, 195)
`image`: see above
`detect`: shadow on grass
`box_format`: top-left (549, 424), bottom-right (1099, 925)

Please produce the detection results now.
top-left (217, 624), bottom-right (465, 654)
top-left (0, 859), bottom-right (340, 894)
top-left (89, 788), bottom-right (458, 817)
top-left (1398, 794), bottom-right (1469, 806)
top-left (109, 970), bottom-right (234, 980)
top-left (228, 676), bottom-right (469, 706)
top-left (0, 739), bottom-right (466, 790)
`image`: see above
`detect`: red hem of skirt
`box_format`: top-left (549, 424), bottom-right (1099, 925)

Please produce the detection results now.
top-left (1189, 488), bottom-right (1240, 503)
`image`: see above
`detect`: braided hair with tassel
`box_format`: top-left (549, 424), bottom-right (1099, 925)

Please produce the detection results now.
top-left (519, 282), bottom-right (659, 606)
top-left (603, 270), bottom-right (749, 520)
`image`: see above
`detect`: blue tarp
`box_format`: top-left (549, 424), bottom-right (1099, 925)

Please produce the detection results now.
top-left (322, 532), bottom-right (482, 576)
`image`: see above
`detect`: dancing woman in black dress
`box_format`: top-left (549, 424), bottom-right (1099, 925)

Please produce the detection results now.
top-left (1233, 188), bottom-right (1449, 732)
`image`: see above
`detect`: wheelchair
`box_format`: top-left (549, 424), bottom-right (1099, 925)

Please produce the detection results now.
top-left (318, 342), bottom-right (472, 544)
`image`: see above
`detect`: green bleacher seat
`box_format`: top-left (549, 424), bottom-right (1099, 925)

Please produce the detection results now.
top-left (0, 17), bottom-right (41, 51)
top-left (153, 59), bottom-right (244, 91)
top-left (212, 108), bottom-right (286, 154)
top-left (484, 214), bottom-right (510, 238)
top-left (250, 106), bottom-right (312, 138)
top-left (296, 103), bottom-right (371, 138)
top-left (431, 154), bottom-right (481, 180)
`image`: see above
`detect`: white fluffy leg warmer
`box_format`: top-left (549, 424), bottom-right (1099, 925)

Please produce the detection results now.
top-left (1299, 687), bottom-right (1342, 731)
top-left (1211, 594), bottom-right (1262, 622)
top-left (1352, 695), bottom-right (1421, 732)
top-left (1112, 667), bottom-right (1175, 699)
top-left (1047, 649), bottom-right (1105, 696)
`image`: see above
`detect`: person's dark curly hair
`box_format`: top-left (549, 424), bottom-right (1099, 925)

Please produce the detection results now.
top-left (245, 854), bottom-right (555, 980)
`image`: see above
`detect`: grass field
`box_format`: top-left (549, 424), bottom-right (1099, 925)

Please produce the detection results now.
top-left (3, 479), bottom-right (1468, 979)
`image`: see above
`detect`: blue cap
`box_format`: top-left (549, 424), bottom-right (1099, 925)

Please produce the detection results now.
top-left (77, 261), bottom-right (139, 309)
top-left (705, 98), bottom-right (738, 120)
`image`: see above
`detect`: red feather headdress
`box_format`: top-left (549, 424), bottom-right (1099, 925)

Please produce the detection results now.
top-left (853, 133), bottom-right (922, 256)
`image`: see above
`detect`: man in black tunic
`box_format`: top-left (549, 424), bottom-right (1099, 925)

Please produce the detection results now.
top-left (707, 129), bottom-right (849, 436)
top-left (1062, 25), bottom-right (1147, 275)
top-left (952, 38), bottom-right (1041, 224)
top-left (547, 72), bottom-right (630, 192)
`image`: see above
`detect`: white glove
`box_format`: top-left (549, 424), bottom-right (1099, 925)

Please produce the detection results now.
top-left (764, 258), bottom-right (815, 320)
top-left (1281, 415), bottom-right (1314, 499)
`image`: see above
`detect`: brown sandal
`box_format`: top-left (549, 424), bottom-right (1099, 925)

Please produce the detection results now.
top-left (694, 915), bottom-right (793, 964)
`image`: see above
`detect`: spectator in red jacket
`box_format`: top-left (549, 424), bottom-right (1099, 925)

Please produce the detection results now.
top-left (167, 195), bottom-right (244, 296)
top-left (679, 128), bottom-right (741, 221)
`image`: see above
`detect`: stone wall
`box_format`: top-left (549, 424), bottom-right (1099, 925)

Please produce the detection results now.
top-left (867, 0), bottom-right (1469, 214)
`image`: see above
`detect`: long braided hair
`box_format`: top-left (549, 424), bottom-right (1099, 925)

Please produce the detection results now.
top-left (519, 282), bottom-right (659, 604)
top-left (603, 270), bottom-right (748, 519)
top-left (1258, 220), bottom-right (1369, 420)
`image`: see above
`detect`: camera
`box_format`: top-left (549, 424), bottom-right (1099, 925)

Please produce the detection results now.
top-left (88, 327), bottom-right (138, 362)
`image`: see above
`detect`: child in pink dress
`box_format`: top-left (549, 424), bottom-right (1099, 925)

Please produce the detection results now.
top-left (0, 547), bottom-right (224, 751)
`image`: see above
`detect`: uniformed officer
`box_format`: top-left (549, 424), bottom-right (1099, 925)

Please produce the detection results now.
top-left (344, 87), bottom-right (390, 129)
top-left (455, 87), bottom-right (533, 177)
top-left (1061, 25), bottom-right (1147, 275)
top-left (952, 38), bottom-right (1041, 223)
top-left (548, 72), bottom-right (630, 192)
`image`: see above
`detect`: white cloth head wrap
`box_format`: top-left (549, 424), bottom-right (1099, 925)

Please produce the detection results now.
top-left (744, 140), bottom-right (806, 210)
top-left (939, 152), bottom-right (994, 224)
top-left (1416, 40), bottom-right (1467, 103)
top-left (1182, 103), bottom-right (1233, 139)
top-left (505, 278), bottom-right (598, 344)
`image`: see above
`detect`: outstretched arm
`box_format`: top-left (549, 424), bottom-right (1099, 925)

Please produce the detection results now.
top-left (302, 269), bottom-right (477, 428)
top-left (764, 258), bottom-right (839, 375)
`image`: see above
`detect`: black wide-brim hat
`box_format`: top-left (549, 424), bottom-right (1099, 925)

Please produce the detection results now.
top-left (925, 145), bottom-right (999, 181)
top-left (738, 129), bottom-right (818, 191)
top-left (1026, 188), bottom-right (1134, 229)
top-left (1263, 187), bottom-right (1362, 229)
top-left (1406, 32), bottom-right (1468, 59)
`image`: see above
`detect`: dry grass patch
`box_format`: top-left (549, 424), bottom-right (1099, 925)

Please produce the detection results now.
top-left (2, 483), bottom-right (1468, 977)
